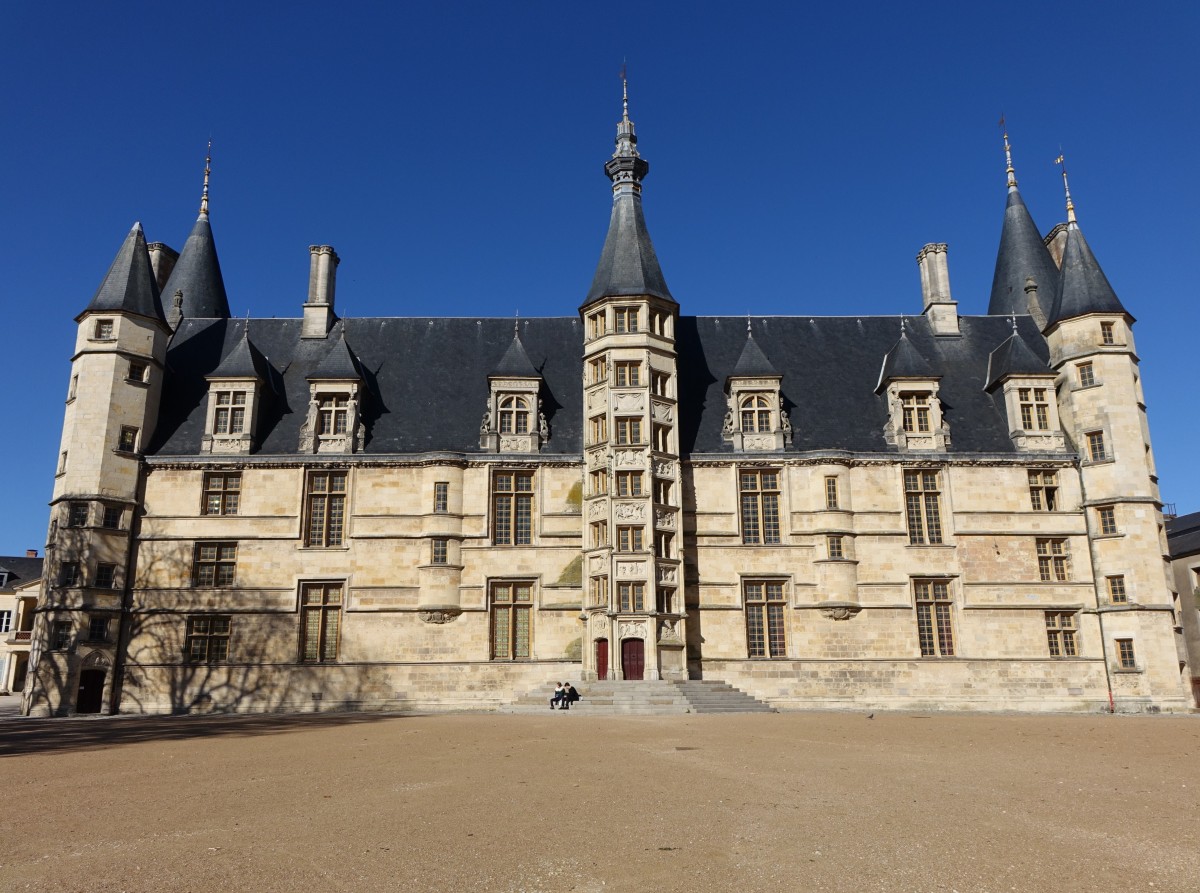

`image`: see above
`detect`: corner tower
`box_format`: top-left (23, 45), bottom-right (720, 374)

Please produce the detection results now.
top-left (580, 79), bottom-right (685, 682)
top-left (161, 147), bottom-right (231, 325)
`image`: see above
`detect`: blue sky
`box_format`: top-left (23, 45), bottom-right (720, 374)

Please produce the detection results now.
top-left (2, 2), bottom-right (1197, 553)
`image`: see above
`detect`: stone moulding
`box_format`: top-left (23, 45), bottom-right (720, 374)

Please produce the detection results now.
top-left (419, 608), bottom-right (462, 624)
top-left (816, 601), bottom-right (862, 621)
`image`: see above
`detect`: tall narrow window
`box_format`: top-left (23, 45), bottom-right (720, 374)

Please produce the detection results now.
top-left (1100, 322), bottom-right (1115, 345)
top-left (616, 471), bottom-right (643, 497)
top-left (901, 393), bottom-right (931, 433)
top-left (1036, 539), bottom-right (1070, 582)
top-left (617, 526), bottom-right (644, 552)
top-left (51, 621), bottom-right (73, 651)
top-left (654, 479), bottom-right (672, 506)
top-left (614, 362), bottom-right (641, 387)
top-left (58, 451), bottom-right (68, 474)
top-left (904, 470), bottom-right (943, 545)
top-left (305, 471), bottom-right (348, 547)
top-left (614, 307), bottom-right (639, 333)
top-left (431, 538), bottom-right (448, 565)
top-left (186, 615), bottom-right (231, 663)
top-left (203, 472), bottom-right (242, 515)
top-left (1097, 506), bottom-right (1118, 536)
top-left (589, 415), bottom-right (608, 445)
top-left (651, 371), bottom-right (670, 397)
top-left (587, 311), bottom-right (606, 338)
top-left (68, 374), bottom-right (78, 400)
top-left (193, 543), bottom-right (236, 587)
top-left (433, 481), bottom-right (449, 513)
top-left (1086, 431), bottom-right (1108, 462)
top-left (618, 582), bottom-right (645, 612)
top-left (825, 476), bottom-right (839, 510)
top-left (317, 395), bottom-right (349, 435)
top-left (914, 579), bottom-right (954, 657)
top-left (213, 391), bottom-right (246, 434)
top-left (653, 424), bottom-right (671, 452)
top-left (88, 616), bottom-right (110, 643)
top-left (1077, 362), bottom-right (1095, 388)
top-left (827, 535), bottom-right (844, 559)
top-left (615, 418), bottom-right (642, 445)
top-left (1018, 388), bottom-right (1050, 431)
top-left (589, 575), bottom-right (609, 608)
top-left (656, 532), bottom-right (674, 558)
top-left (1115, 638), bottom-right (1136, 670)
top-left (740, 470), bottom-right (781, 545)
top-left (118, 426), bottom-right (139, 453)
top-left (300, 582), bottom-right (342, 662)
top-left (590, 468), bottom-right (609, 496)
top-left (1107, 575), bottom-right (1128, 604)
top-left (1045, 612), bottom-right (1078, 657)
top-left (740, 395), bottom-right (771, 432)
top-left (589, 356), bottom-right (608, 384)
top-left (590, 521), bottom-right (608, 547)
top-left (745, 580), bottom-right (786, 658)
top-left (59, 561), bottom-right (81, 586)
top-left (493, 471), bottom-right (533, 546)
top-left (498, 396), bottom-right (530, 434)
top-left (490, 581), bottom-right (532, 659)
top-left (657, 588), bottom-right (676, 613)
top-left (1028, 470), bottom-right (1058, 511)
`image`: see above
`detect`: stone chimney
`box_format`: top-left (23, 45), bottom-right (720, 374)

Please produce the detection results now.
top-left (25, 549), bottom-right (37, 558)
top-left (916, 242), bottom-right (959, 335)
top-left (146, 242), bottom-right (179, 292)
top-left (302, 245), bottom-right (339, 338)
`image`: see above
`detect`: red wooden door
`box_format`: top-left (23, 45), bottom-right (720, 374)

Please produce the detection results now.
top-left (595, 639), bottom-right (609, 680)
top-left (621, 639), bottom-right (644, 680)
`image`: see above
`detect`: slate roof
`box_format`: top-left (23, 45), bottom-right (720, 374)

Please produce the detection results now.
top-left (875, 330), bottom-right (937, 391)
top-left (208, 328), bottom-right (273, 380)
top-left (1048, 224), bottom-right (1130, 326)
top-left (984, 327), bottom-right (1054, 391)
top-left (583, 190), bottom-right (674, 308)
top-left (491, 333), bottom-right (541, 378)
top-left (0, 556), bottom-right (44, 590)
top-left (161, 215), bottom-right (231, 321)
top-left (988, 188), bottom-right (1060, 320)
top-left (81, 223), bottom-right (167, 325)
top-left (1167, 512), bottom-right (1200, 560)
top-left (309, 327), bottom-right (363, 380)
top-left (151, 314), bottom-right (1051, 459)
top-left (730, 332), bottom-right (780, 378)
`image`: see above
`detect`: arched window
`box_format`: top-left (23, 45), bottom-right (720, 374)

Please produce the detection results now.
top-left (498, 396), bottom-right (530, 435)
top-left (740, 395), bottom-right (771, 432)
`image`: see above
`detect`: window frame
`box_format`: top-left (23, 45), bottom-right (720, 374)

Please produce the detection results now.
top-left (192, 542), bottom-right (237, 588)
top-left (1077, 362), bottom-right (1096, 388)
top-left (1115, 638), bottom-right (1137, 671)
top-left (185, 614), bottom-right (231, 664)
top-left (616, 471), bottom-right (643, 497)
top-left (1085, 431), bottom-right (1109, 463)
top-left (117, 426), bottom-right (140, 453)
top-left (744, 579), bottom-right (787, 659)
top-left (203, 472), bottom-right (242, 516)
top-left (431, 538), bottom-right (448, 565)
top-left (1100, 321), bottom-right (1115, 345)
top-left (101, 505), bottom-right (123, 530)
top-left (87, 615), bottom-right (111, 644)
top-left (900, 393), bottom-right (932, 433)
top-left (740, 469), bottom-right (781, 545)
top-left (1045, 611), bottom-right (1078, 658)
top-left (1097, 505), bottom-right (1118, 536)
top-left (299, 582), bottom-right (343, 663)
top-left (824, 476), bottom-right (839, 510)
top-left (212, 389), bottom-right (248, 436)
top-left (1028, 470), bottom-right (1058, 512)
top-left (617, 581), bottom-right (645, 612)
top-left (614, 361), bottom-right (641, 388)
top-left (94, 563), bottom-right (117, 590)
top-left (914, 579), bottom-right (955, 657)
top-left (489, 580), bottom-right (533, 660)
top-left (827, 535), bottom-right (844, 560)
top-left (304, 470), bottom-right (348, 548)
top-left (1106, 575), bottom-right (1128, 604)
top-left (67, 501), bottom-right (89, 528)
top-left (1036, 538), bottom-right (1070, 582)
top-left (904, 470), bottom-right (944, 545)
top-left (93, 319), bottom-right (114, 340)
top-left (492, 470), bottom-right (534, 546)
top-left (616, 525), bottom-right (644, 553)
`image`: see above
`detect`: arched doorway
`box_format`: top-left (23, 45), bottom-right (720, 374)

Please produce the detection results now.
top-left (621, 639), bottom-right (644, 681)
top-left (595, 639), bottom-right (609, 680)
top-left (76, 669), bottom-right (106, 714)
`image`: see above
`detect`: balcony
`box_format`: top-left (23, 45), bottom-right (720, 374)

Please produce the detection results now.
top-left (5, 630), bottom-right (32, 649)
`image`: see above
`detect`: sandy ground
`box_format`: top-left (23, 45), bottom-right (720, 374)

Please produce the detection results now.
top-left (0, 710), bottom-right (1197, 893)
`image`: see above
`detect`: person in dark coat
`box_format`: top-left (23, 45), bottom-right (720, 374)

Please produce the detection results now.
top-left (561, 683), bottom-right (580, 710)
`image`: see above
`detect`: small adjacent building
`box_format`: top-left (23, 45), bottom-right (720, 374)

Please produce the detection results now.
top-left (1166, 511), bottom-right (1200, 706)
top-left (0, 552), bottom-right (43, 696)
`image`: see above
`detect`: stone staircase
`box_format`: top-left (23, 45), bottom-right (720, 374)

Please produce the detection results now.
top-left (503, 679), bottom-right (774, 715)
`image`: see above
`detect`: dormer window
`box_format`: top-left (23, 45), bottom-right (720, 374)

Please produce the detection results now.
top-left (740, 395), bottom-right (771, 432)
top-left (214, 391), bottom-right (247, 435)
top-left (881, 382), bottom-right (948, 452)
top-left (203, 385), bottom-right (259, 455)
top-left (900, 393), bottom-right (931, 433)
top-left (481, 332), bottom-right (546, 454)
top-left (301, 386), bottom-right (362, 453)
top-left (1018, 388), bottom-right (1050, 431)
top-left (498, 396), bottom-right (530, 435)
top-left (318, 395), bottom-right (349, 435)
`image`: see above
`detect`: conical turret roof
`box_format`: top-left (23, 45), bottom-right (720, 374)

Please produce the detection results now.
top-left (491, 331), bottom-right (540, 378)
top-left (876, 328), bottom-right (937, 392)
top-left (988, 189), bottom-right (1059, 319)
top-left (985, 325), bottom-right (1053, 390)
top-left (1047, 224), bottom-right (1129, 326)
top-left (730, 329), bottom-right (780, 378)
top-left (161, 215), bottom-right (230, 320)
top-left (80, 222), bottom-right (166, 325)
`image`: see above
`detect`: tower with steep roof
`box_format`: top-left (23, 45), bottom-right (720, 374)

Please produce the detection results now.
top-left (579, 78), bottom-right (685, 681)
top-left (161, 147), bottom-right (231, 325)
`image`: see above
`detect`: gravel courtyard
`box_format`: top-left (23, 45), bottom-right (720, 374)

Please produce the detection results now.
top-left (0, 710), bottom-right (1196, 892)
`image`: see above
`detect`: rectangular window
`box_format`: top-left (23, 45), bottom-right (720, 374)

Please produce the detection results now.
top-left (615, 418), bottom-right (641, 445)
top-left (904, 470), bottom-right (944, 545)
top-left (1100, 321), bottom-right (1115, 345)
top-left (431, 538), bottom-right (448, 565)
top-left (588, 356), bottom-right (608, 384)
top-left (433, 481), bottom-right (448, 514)
top-left (51, 620), bottom-right (73, 651)
top-left (95, 563), bottom-right (117, 589)
top-left (1086, 431), bottom-right (1109, 462)
top-left (658, 588), bottom-right (676, 614)
top-left (203, 472), bottom-right (242, 515)
top-left (87, 616), bottom-right (110, 643)
top-left (492, 471), bottom-right (533, 546)
top-left (58, 561), bottom-right (81, 586)
top-left (587, 311), bottom-right (606, 339)
top-left (67, 502), bottom-right (89, 528)
top-left (118, 426), bottom-right (139, 453)
top-left (827, 535), bottom-right (844, 559)
top-left (653, 424), bottom-right (670, 452)
top-left (589, 415), bottom-right (607, 445)
top-left (914, 579), bottom-right (954, 657)
top-left (0, 611), bottom-right (10, 633)
top-left (101, 506), bottom-right (122, 529)
top-left (618, 582), bottom-right (645, 612)
top-left (654, 480), bottom-right (672, 506)
top-left (1107, 575), bottom-right (1128, 604)
top-left (617, 526), bottom-right (644, 552)
top-left (825, 476), bottom-right (839, 510)
top-left (186, 615), bottom-right (231, 663)
top-left (590, 521), bottom-right (608, 547)
top-left (745, 580), bottom-right (786, 658)
top-left (305, 471), bottom-right (348, 547)
top-left (68, 374), bottom-right (78, 400)
top-left (589, 575), bottom-right (609, 608)
top-left (490, 581), bottom-right (532, 659)
top-left (1115, 638), bottom-right (1136, 670)
top-left (614, 361), bottom-right (641, 387)
top-left (193, 543), bottom-right (236, 588)
top-left (1036, 538), bottom-right (1070, 582)
top-left (1028, 470), bottom-right (1058, 511)
top-left (317, 395), bottom-right (349, 436)
top-left (58, 451), bottom-right (68, 474)
top-left (213, 390), bottom-right (247, 435)
top-left (651, 371), bottom-right (670, 397)
top-left (649, 310), bottom-right (668, 336)
top-left (590, 468), bottom-right (609, 496)
top-left (740, 470), bottom-right (781, 545)
top-left (616, 471), bottom-right (643, 497)
top-left (1077, 362), bottom-right (1095, 388)
top-left (614, 307), bottom-right (639, 334)
top-left (1097, 506), bottom-right (1118, 536)
top-left (94, 319), bottom-right (114, 340)
top-left (1045, 612), bottom-right (1078, 657)
top-left (128, 360), bottom-right (148, 382)
top-left (1018, 387), bottom-right (1051, 431)
top-left (656, 532), bottom-right (673, 558)
top-left (901, 393), bottom-right (931, 433)
top-left (300, 583), bottom-right (342, 662)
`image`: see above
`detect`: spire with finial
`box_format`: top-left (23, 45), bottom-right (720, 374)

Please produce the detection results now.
top-left (610, 65), bottom-right (645, 174)
top-left (1056, 152), bottom-right (1077, 226)
top-left (200, 140), bottom-right (212, 219)
top-left (1000, 116), bottom-right (1017, 190)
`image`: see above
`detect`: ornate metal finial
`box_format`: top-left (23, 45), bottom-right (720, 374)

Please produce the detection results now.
top-left (1011, 312), bottom-right (1018, 334)
top-left (746, 314), bottom-right (752, 334)
top-left (199, 140), bottom-right (212, 218)
top-left (1055, 151), bottom-right (1076, 226)
top-left (514, 311), bottom-right (519, 338)
top-left (620, 60), bottom-right (629, 123)
top-left (1000, 115), bottom-right (1017, 189)
top-left (900, 317), bottom-right (907, 335)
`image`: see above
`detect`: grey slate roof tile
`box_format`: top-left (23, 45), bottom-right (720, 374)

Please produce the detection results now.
top-left (82, 223), bottom-right (167, 325)
top-left (160, 215), bottom-right (231, 321)
top-left (875, 330), bottom-right (937, 391)
top-left (491, 333), bottom-right (541, 378)
top-left (0, 556), bottom-right (44, 588)
top-left (730, 331), bottom-right (780, 378)
top-left (1048, 225), bottom-right (1129, 326)
top-left (1167, 511), bottom-right (1200, 559)
top-left (988, 188), bottom-right (1060, 319)
top-left (583, 192), bottom-right (674, 308)
top-left (984, 328), bottom-right (1054, 390)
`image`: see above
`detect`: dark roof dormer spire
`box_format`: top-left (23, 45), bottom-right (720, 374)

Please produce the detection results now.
top-left (161, 145), bottom-right (231, 321)
top-left (730, 325), bottom-right (780, 379)
top-left (582, 73), bottom-right (675, 309)
top-left (492, 327), bottom-right (540, 379)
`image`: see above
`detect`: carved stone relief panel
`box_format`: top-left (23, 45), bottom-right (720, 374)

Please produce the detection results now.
top-left (615, 561), bottom-right (646, 578)
top-left (588, 501), bottom-right (607, 519)
top-left (653, 460), bottom-right (675, 477)
top-left (654, 510), bottom-right (675, 529)
top-left (743, 434), bottom-right (776, 451)
top-left (588, 449), bottom-right (608, 468)
top-left (614, 450), bottom-right (644, 468)
top-left (651, 401), bottom-right (673, 423)
top-left (587, 389), bottom-right (605, 411)
top-left (657, 566), bottom-right (678, 584)
top-left (613, 392), bottom-right (645, 413)
top-left (588, 555), bottom-right (606, 574)
top-left (613, 502), bottom-right (646, 521)
top-left (618, 621), bottom-right (647, 640)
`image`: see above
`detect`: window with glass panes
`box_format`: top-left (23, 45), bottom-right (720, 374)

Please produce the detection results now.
top-left (745, 580), bottom-right (786, 658)
top-left (589, 356), bottom-right (607, 384)
top-left (740, 469), bottom-right (781, 545)
top-left (617, 526), bottom-right (643, 552)
top-left (203, 472), bottom-right (241, 515)
top-left (118, 426), bottom-right (139, 452)
top-left (87, 616), bottom-right (110, 642)
top-left (1028, 470), bottom-right (1058, 511)
top-left (1107, 575), bottom-right (1128, 604)
top-left (914, 579), bottom-right (954, 656)
top-left (1036, 539), bottom-right (1069, 582)
top-left (1077, 362), bottom-right (1095, 387)
top-left (432, 538), bottom-right (448, 564)
top-left (493, 471), bottom-right (533, 545)
top-left (1018, 387), bottom-right (1050, 430)
top-left (101, 505), bottom-right (122, 529)
top-left (587, 311), bottom-right (606, 338)
top-left (615, 418), bottom-right (641, 445)
top-left (95, 564), bottom-right (117, 589)
top-left (67, 502), bottom-right (89, 527)
top-left (904, 470), bottom-right (943, 544)
top-left (1086, 431), bottom-right (1108, 462)
top-left (186, 615), bottom-right (231, 663)
top-left (498, 396), bottom-right (530, 434)
top-left (827, 535), bottom-right (844, 559)
top-left (193, 543), bottom-right (236, 587)
top-left (1045, 612), bottom-right (1078, 657)
top-left (590, 468), bottom-right (608, 496)
top-left (490, 581), bottom-right (532, 659)
top-left (740, 395), bottom-right (771, 432)
top-left (305, 471), bottom-right (347, 547)
top-left (616, 471), bottom-right (643, 497)
top-left (213, 390), bottom-right (246, 434)
top-left (614, 306), bottom-right (639, 333)
top-left (1097, 506), bottom-right (1118, 535)
top-left (94, 319), bottom-right (114, 340)
top-left (1100, 321), bottom-right (1115, 345)
top-left (614, 361), bottom-right (641, 387)
top-left (651, 371), bottom-right (669, 397)
top-left (59, 561), bottom-right (81, 586)
top-left (590, 521), bottom-right (608, 547)
top-left (618, 582), bottom-right (644, 612)
top-left (589, 415), bottom-right (607, 444)
top-left (589, 575), bottom-right (609, 608)
top-left (433, 481), bottom-right (448, 513)
top-left (825, 476), bottom-right (839, 510)
top-left (300, 583), bottom-right (342, 662)
top-left (1115, 638), bottom-right (1136, 670)
top-left (901, 393), bottom-right (931, 433)
top-left (317, 395), bottom-right (348, 435)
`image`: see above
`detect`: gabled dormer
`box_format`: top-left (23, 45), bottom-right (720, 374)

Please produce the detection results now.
top-left (299, 329), bottom-right (365, 454)
top-left (877, 323), bottom-right (948, 451)
top-left (723, 326), bottom-right (791, 451)
top-left (480, 329), bottom-right (547, 453)
top-left (985, 322), bottom-right (1065, 452)
top-left (201, 325), bottom-right (273, 454)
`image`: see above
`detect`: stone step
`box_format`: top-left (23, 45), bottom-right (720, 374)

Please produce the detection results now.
top-left (503, 679), bottom-right (775, 715)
